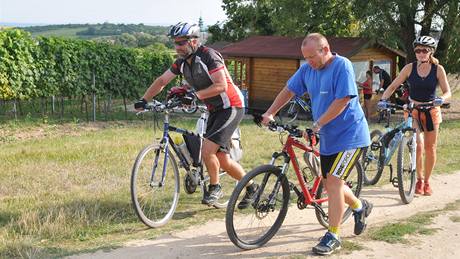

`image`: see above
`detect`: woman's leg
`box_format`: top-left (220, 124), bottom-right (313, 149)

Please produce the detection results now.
top-left (414, 123), bottom-right (424, 180)
top-left (423, 124), bottom-right (439, 183)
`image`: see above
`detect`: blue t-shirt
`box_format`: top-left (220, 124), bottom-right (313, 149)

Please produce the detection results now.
top-left (287, 54), bottom-right (370, 155)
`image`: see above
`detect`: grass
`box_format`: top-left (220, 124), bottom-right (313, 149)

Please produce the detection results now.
top-left (1, 114), bottom-right (459, 258)
top-left (368, 199), bottom-right (460, 244)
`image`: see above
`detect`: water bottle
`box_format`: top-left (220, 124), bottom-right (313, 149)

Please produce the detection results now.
top-left (173, 135), bottom-right (193, 165)
top-left (303, 152), bottom-right (321, 177)
top-left (385, 131), bottom-right (403, 164)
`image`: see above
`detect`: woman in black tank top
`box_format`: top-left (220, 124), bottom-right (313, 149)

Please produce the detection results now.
top-left (378, 36), bottom-right (451, 196)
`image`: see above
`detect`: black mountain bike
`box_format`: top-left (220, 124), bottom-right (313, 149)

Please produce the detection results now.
top-left (131, 98), bottom-right (235, 228)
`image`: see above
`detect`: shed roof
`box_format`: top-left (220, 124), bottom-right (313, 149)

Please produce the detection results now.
top-left (219, 35), bottom-right (405, 59)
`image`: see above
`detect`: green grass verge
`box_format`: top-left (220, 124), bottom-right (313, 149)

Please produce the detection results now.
top-left (368, 199), bottom-right (460, 244)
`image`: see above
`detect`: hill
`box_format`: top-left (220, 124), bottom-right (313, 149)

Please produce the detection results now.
top-left (21, 23), bottom-right (169, 40)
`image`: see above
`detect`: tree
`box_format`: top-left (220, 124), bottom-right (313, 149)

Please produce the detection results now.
top-left (208, 0), bottom-right (357, 43)
top-left (352, 0), bottom-right (460, 72)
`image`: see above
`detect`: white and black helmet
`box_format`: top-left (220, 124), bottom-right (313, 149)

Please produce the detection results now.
top-left (168, 22), bottom-right (200, 38)
top-left (413, 36), bottom-right (437, 50)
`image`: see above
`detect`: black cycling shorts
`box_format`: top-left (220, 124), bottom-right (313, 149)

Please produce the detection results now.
top-left (320, 148), bottom-right (363, 180)
top-left (205, 107), bottom-right (244, 153)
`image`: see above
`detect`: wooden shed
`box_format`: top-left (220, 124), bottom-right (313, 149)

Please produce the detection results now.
top-left (215, 36), bottom-right (406, 110)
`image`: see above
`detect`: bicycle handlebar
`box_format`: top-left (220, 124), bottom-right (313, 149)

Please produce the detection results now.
top-left (253, 114), bottom-right (319, 146)
top-left (136, 98), bottom-right (207, 115)
top-left (378, 101), bottom-right (450, 115)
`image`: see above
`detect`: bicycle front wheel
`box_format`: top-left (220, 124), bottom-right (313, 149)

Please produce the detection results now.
top-left (397, 133), bottom-right (416, 204)
top-left (226, 165), bottom-right (290, 250)
top-left (362, 129), bottom-right (384, 185)
top-left (131, 143), bottom-right (180, 228)
top-left (315, 162), bottom-right (363, 228)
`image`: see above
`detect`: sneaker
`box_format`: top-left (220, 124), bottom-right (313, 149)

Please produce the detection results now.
top-left (424, 182), bottom-right (432, 196)
top-left (237, 183), bottom-right (259, 209)
top-left (415, 179), bottom-right (424, 195)
top-left (202, 184), bottom-right (223, 205)
top-left (312, 232), bottom-right (341, 255)
top-left (353, 199), bottom-right (373, 235)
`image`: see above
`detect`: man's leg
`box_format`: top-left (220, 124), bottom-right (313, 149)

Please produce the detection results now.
top-left (201, 139), bottom-right (223, 205)
top-left (202, 139), bottom-right (221, 185)
top-left (216, 151), bottom-right (245, 181)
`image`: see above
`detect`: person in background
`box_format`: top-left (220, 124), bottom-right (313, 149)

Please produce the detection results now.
top-left (134, 21), bottom-right (258, 207)
top-left (357, 70), bottom-right (373, 119)
top-left (261, 33), bottom-right (372, 256)
top-left (378, 35), bottom-right (451, 196)
top-left (373, 65), bottom-right (391, 92)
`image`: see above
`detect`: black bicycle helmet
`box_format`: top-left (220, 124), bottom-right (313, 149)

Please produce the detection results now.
top-left (168, 22), bottom-right (200, 38)
top-left (413, 36), bottom-right (437, 50)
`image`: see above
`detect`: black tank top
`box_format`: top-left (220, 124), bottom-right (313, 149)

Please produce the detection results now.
top-left (407, 62), bottom-right (438, 102)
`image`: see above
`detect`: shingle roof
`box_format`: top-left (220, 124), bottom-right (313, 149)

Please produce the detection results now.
top-left (218, 35), bottom-right (405, 59)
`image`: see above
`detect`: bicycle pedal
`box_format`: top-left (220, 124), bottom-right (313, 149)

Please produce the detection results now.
top-left (391, 177), bottom-right (399, 188)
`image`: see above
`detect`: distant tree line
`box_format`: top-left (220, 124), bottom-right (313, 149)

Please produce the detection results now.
top-left (76, 23), bottom-right (169, 36)
top-left (0, 29), bottom-right (175, 120)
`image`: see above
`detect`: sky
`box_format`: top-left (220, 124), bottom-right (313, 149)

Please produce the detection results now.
top-left (0, 0), bottom-right (227, 26)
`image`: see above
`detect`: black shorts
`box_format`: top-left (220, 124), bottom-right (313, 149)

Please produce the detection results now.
top-left (205, 107), bottom-right (244, 153)
top-left (363, 94), bottom-right (372, 100)
top-left (320, 148), bottom-right (363, 180)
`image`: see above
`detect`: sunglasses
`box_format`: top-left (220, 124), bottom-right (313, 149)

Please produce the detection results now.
top-left (174, 40), bottom-right (189, 46)
top-left (414, 48), bottom-right (430, 54)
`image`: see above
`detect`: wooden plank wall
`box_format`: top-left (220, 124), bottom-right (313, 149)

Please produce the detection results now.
top-left (249, 58), bottom-right (298, 108)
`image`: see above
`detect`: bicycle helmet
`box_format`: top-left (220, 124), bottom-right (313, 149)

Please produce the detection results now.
top-left (168, 22), bottom-right (200, 39)
top-left (413, 36), bottom-right (437, 50)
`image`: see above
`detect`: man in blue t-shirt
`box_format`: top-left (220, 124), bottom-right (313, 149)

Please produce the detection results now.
top-left (261, 33), bottom-right (372, 256)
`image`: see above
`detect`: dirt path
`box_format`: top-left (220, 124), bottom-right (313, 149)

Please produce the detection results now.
top-left (68, 171), bottom-right (460, 259)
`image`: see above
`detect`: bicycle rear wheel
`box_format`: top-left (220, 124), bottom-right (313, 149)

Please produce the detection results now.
top-left (131, 143), bottom-right (180, 228)
top-left (278, 102), bottom-right (299, 124)
top-left (314, 162), bottom-right (363, 228)
top-left (226, 165), bottom-right (290, 250)
top-left (362, 130), bottom-right (384, 185)
top-left (397, 133), bottom-right (416, 204)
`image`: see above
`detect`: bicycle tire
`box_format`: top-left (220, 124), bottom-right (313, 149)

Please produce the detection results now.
top-left (131, 143), bottom-right (180, 228)
top-left (314, 162), bottom-right (363, 228)
top-left (397, 133), bottom-right (416, 204)
top-left (226, 165), bottom-right (290, 250)
top-left (278, 102), bottom-right (299, 124)
top-left (362, 129), bottom-right (385, 185)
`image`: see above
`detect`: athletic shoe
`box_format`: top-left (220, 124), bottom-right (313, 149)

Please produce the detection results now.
top-left (237, 183), bottom-right (259, 209)
top-left (202, 184), bottom-right (223, 205)
top-left (415, 179), bottom-right (424, 195)
top-left (353, 199), bottom-right (373, 235)
top-left (312, 232), bottom-right (342, 255)
top-left (424, 182), bottom-right (432, 196)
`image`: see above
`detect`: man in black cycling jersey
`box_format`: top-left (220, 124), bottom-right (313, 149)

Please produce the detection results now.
top-left (134, 21), bottom-right (258, 207)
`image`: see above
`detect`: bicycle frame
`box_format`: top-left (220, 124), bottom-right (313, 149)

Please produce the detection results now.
top-left (142, 100), bottom-right (207, 186)
top-left (379, 104), bottom-right (415, 166)
top-left (268, 131), bottom-right (326, 206)
top-left (292, 95), bottom-right (312, 113)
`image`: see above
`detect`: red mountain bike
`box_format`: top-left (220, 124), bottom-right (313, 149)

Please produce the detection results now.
top-left (225, 115), bottom-right (363, 250)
